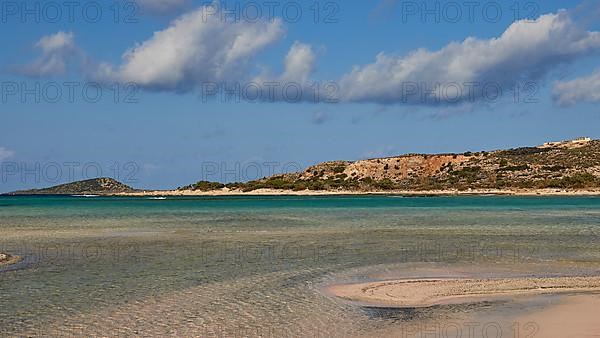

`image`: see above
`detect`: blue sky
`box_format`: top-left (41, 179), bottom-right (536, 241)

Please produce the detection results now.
top-left (1, 0), bottom-right (600, 192)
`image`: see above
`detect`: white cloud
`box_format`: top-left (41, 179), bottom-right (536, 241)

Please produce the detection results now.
top-left (251, 41), bottom-right (318, 101)
top-left (278, 42), bottom-right (316, 85)
top-left (20, 31), bottom-right (76, 77)
top-left (339, 10), bottom-right (600, 105)
top-left (0, 147), bottom-right (15, 161)
top-left (136, 0), bottom-right (188, 14)
top-left (553, 70), bottom-right (600, 105)
top-left (95, 5), bottom-right (285, 91)
top-left (36, 31), bottom-right (75, 53)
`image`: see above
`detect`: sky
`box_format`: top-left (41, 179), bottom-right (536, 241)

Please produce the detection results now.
top-left (1, 0), bottom-right (600, 192)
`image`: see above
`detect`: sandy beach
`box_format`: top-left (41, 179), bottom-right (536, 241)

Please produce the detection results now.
top-left (114, 188), bottom-right (600, 197)
top-left (327, 276), bottom-right (600, 308)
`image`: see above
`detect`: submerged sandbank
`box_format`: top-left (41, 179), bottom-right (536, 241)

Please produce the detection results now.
top-left (328, 276), bottom-right (600, 308)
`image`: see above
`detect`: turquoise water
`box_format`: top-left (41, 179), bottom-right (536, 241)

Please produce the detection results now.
top-left (1, 195), bottom-right (599, 336)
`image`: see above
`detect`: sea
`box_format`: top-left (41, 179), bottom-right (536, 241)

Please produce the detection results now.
top-left (1, 195), bottom-right (599, 337)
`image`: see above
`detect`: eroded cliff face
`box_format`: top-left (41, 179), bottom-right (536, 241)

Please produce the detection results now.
top-left (285, 139), bottom-right (600, 191)
top-left (302, 154), bottom-right (470, 181)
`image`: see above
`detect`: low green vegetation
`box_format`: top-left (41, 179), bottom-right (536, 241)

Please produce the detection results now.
top-left (497, 164), bottom-right (530, 172)
top-left (541, 173), bottom-right (599, 189)
top-left (177, 140), bottom-right (600, 193)
top-left (181, 181), bottom-right (225, 191)
top-left (332, 165), bottom-right (346, 174)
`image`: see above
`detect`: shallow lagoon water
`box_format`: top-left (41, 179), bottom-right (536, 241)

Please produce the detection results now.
top-left (1, 195), bottom-right (599, 336)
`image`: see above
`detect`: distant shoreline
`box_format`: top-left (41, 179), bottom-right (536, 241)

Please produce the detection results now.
top-left (5, 188), bottom-right (600, 197)
top-left (111, 188), bottom-right (600, 197)
top-left (5, 138), bottom-right (600, 197)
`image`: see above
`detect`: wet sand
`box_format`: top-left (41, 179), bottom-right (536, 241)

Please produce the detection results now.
top-left (517, 294), bottom-right (600, 338)
top-left (328, 276), bottom-right (600, 308)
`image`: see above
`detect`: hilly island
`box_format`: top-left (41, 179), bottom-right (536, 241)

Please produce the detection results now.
top-left (5, 138), bottom-right (600, 196)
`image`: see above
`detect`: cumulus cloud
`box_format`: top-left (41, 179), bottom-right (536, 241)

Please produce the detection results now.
top-left (339, 10), bottom-right (600, 105)
top-left (94, 5), bottom-right (285, 91)
top-left (553, 70), bottom-right (600, 105)
top-left (0, 147), bottom-right (15, 161)
top-left (135, 0), bottom-right (188, 15)
top-left (251, 41), bottom-right (319, 101)
top-left (278, 42), bottom-right (317, 85)
top-left (19, 31), bottom-right (76, 77)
